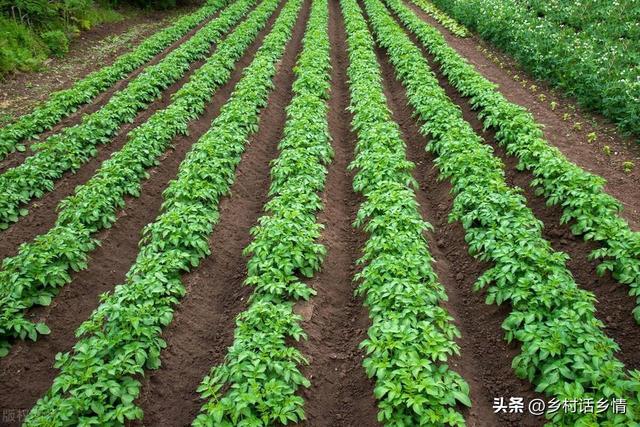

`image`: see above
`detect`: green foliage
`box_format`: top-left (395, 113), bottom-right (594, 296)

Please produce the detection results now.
top-left (341, 0), bottom-right (469, 424)
top-left (0, 0), bottom-right (247, 231)
top-left (429, 0), bottom-right (640, 137)
top-left (0, 16), bottom-right (47, 74)
top-left (0, 0), bottom-right (272, 356)
top-left (194, 1), bottom-right (330, 424)
top-left (525, 0), bottom-right (640, 45)
top-left (22, 0), bottom-right (303, 423)
top-left (0, 0), bottom-right (199, 76)
top-left (368, 0), bottom-right (640, 422)
top-left (410, 0), bottom-right (467, 37)
top-left (0, 0), bottom-right (123, 74)
top-left (0, 0), bottom-right (223, 158)
top-left (102, 0), bottom-right (180, 9)
top-left (387, 0), bottom-right (640, 325)
top-left (40, 29), bottom-right (68, 56)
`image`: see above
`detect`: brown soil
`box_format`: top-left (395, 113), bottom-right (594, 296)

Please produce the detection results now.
top-left (133, 1), bottom-right (311, 425)
top-left (389, 3), bottom-right (640, 372)
top-left (0, 5), bottom-right (257, 260)
top-left (0, 0), bottom-right (275, 416)
top-left (294, 0), bottom-right (378, 425)
top-left (362, 3), bottom-right (544, 426)
top-left (0, 4), bottom-right (198, 126)
top-left (403, 0), bottom-right (640, 229)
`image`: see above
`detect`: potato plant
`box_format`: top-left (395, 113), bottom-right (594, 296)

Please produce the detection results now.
top-left (362, 0), bottom-right (640, 422)
top-left (23, 0), bottom-right (304, 423)
top-left (0, 0), bottom-right (256, 230)
top-left (385, 0), bottom-right (640, 324)
top-left (410, 0), bottom-right (467, 37)
top-left (194, 1), bottom-right (331, 423)
top-left (342, 0), bottom-right (470, 424)
top-left (0, 0), bottom-right (281, 358)
top-left (428, 0), bottom-right (640, 136)
top-left (0, 0), bottom-right (227, 161)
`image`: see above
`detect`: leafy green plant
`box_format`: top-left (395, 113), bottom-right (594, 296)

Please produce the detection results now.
top-left (588, 131), bottom-right (597, 142)
top-left (410, 0), bottom-right (468, 37)
top-left (0, 0), bottom-right (226, 160)
top-left (40, 30), bottom-right (69, 56)
top-left (0, 0), bottom-right (252, 230)
top-left (428, 0), bottom-right (640, 136)
top-left (369, 0), bottom-right (640, 423)
top-left (385, 0), bottom-right (640, 325)
top-left (0, 0), bottom-right (276, 356)
top-left (0, 16), bottom-right (47, 74)
top-left (194, 3), bottom-right (330, 423)
top-left (22, 0), bottom-right (304, 424)
top-left (341, 0), bottom-right (470, 424)
top-left (623, 161), bottom-right (635, 173)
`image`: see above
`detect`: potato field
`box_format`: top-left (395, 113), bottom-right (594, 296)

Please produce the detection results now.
top-left (0, 0), bottom-right (639, 425)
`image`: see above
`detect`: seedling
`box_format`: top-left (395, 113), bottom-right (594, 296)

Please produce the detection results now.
top-left (529, 84), bottom-right (538, 92)
top-left (538, 94), bottom-right (546, 102)
top-left (587, 132), bottom-right (597, 143)
top-left (563, 112), bottom-right (571, 121)
top-left (573, 122), bottom-right (582, 131)
top-left (623, 161), bottom-right (634, 173)
top-left (603, 145), bottom-right (612, 156)
top-left (550, 101), bottom-right (558, 110)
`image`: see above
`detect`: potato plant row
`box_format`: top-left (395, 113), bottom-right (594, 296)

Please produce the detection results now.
top-left (428, 0), bottom-right (640, 136)
top-left (409, 0), bottom-right (467, 37)
top-left (387, 0), bottom-right (640, 324)
top-left (362, 0), bottom-right (640, 423)
top-left (0, 0), bottom-right (255, 230)
top-left (23, 0), bottom-right (304, 423)
top-left (342, 0), bottom-right (470, 424)
top-left (0, 0), bottom-right (228, 160)
top-left (0, 0), bottom-right (280, 358)
top-left (194, 0), bottom-right (330, 423)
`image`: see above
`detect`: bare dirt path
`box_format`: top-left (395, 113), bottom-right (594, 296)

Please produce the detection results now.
top-left (295, 0), bottom-right (378, 424)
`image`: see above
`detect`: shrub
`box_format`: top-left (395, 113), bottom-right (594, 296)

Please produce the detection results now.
top-left (41, 30), bottom-right (69, 56)
top-left (0, 17), bottom-right (47, 75)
